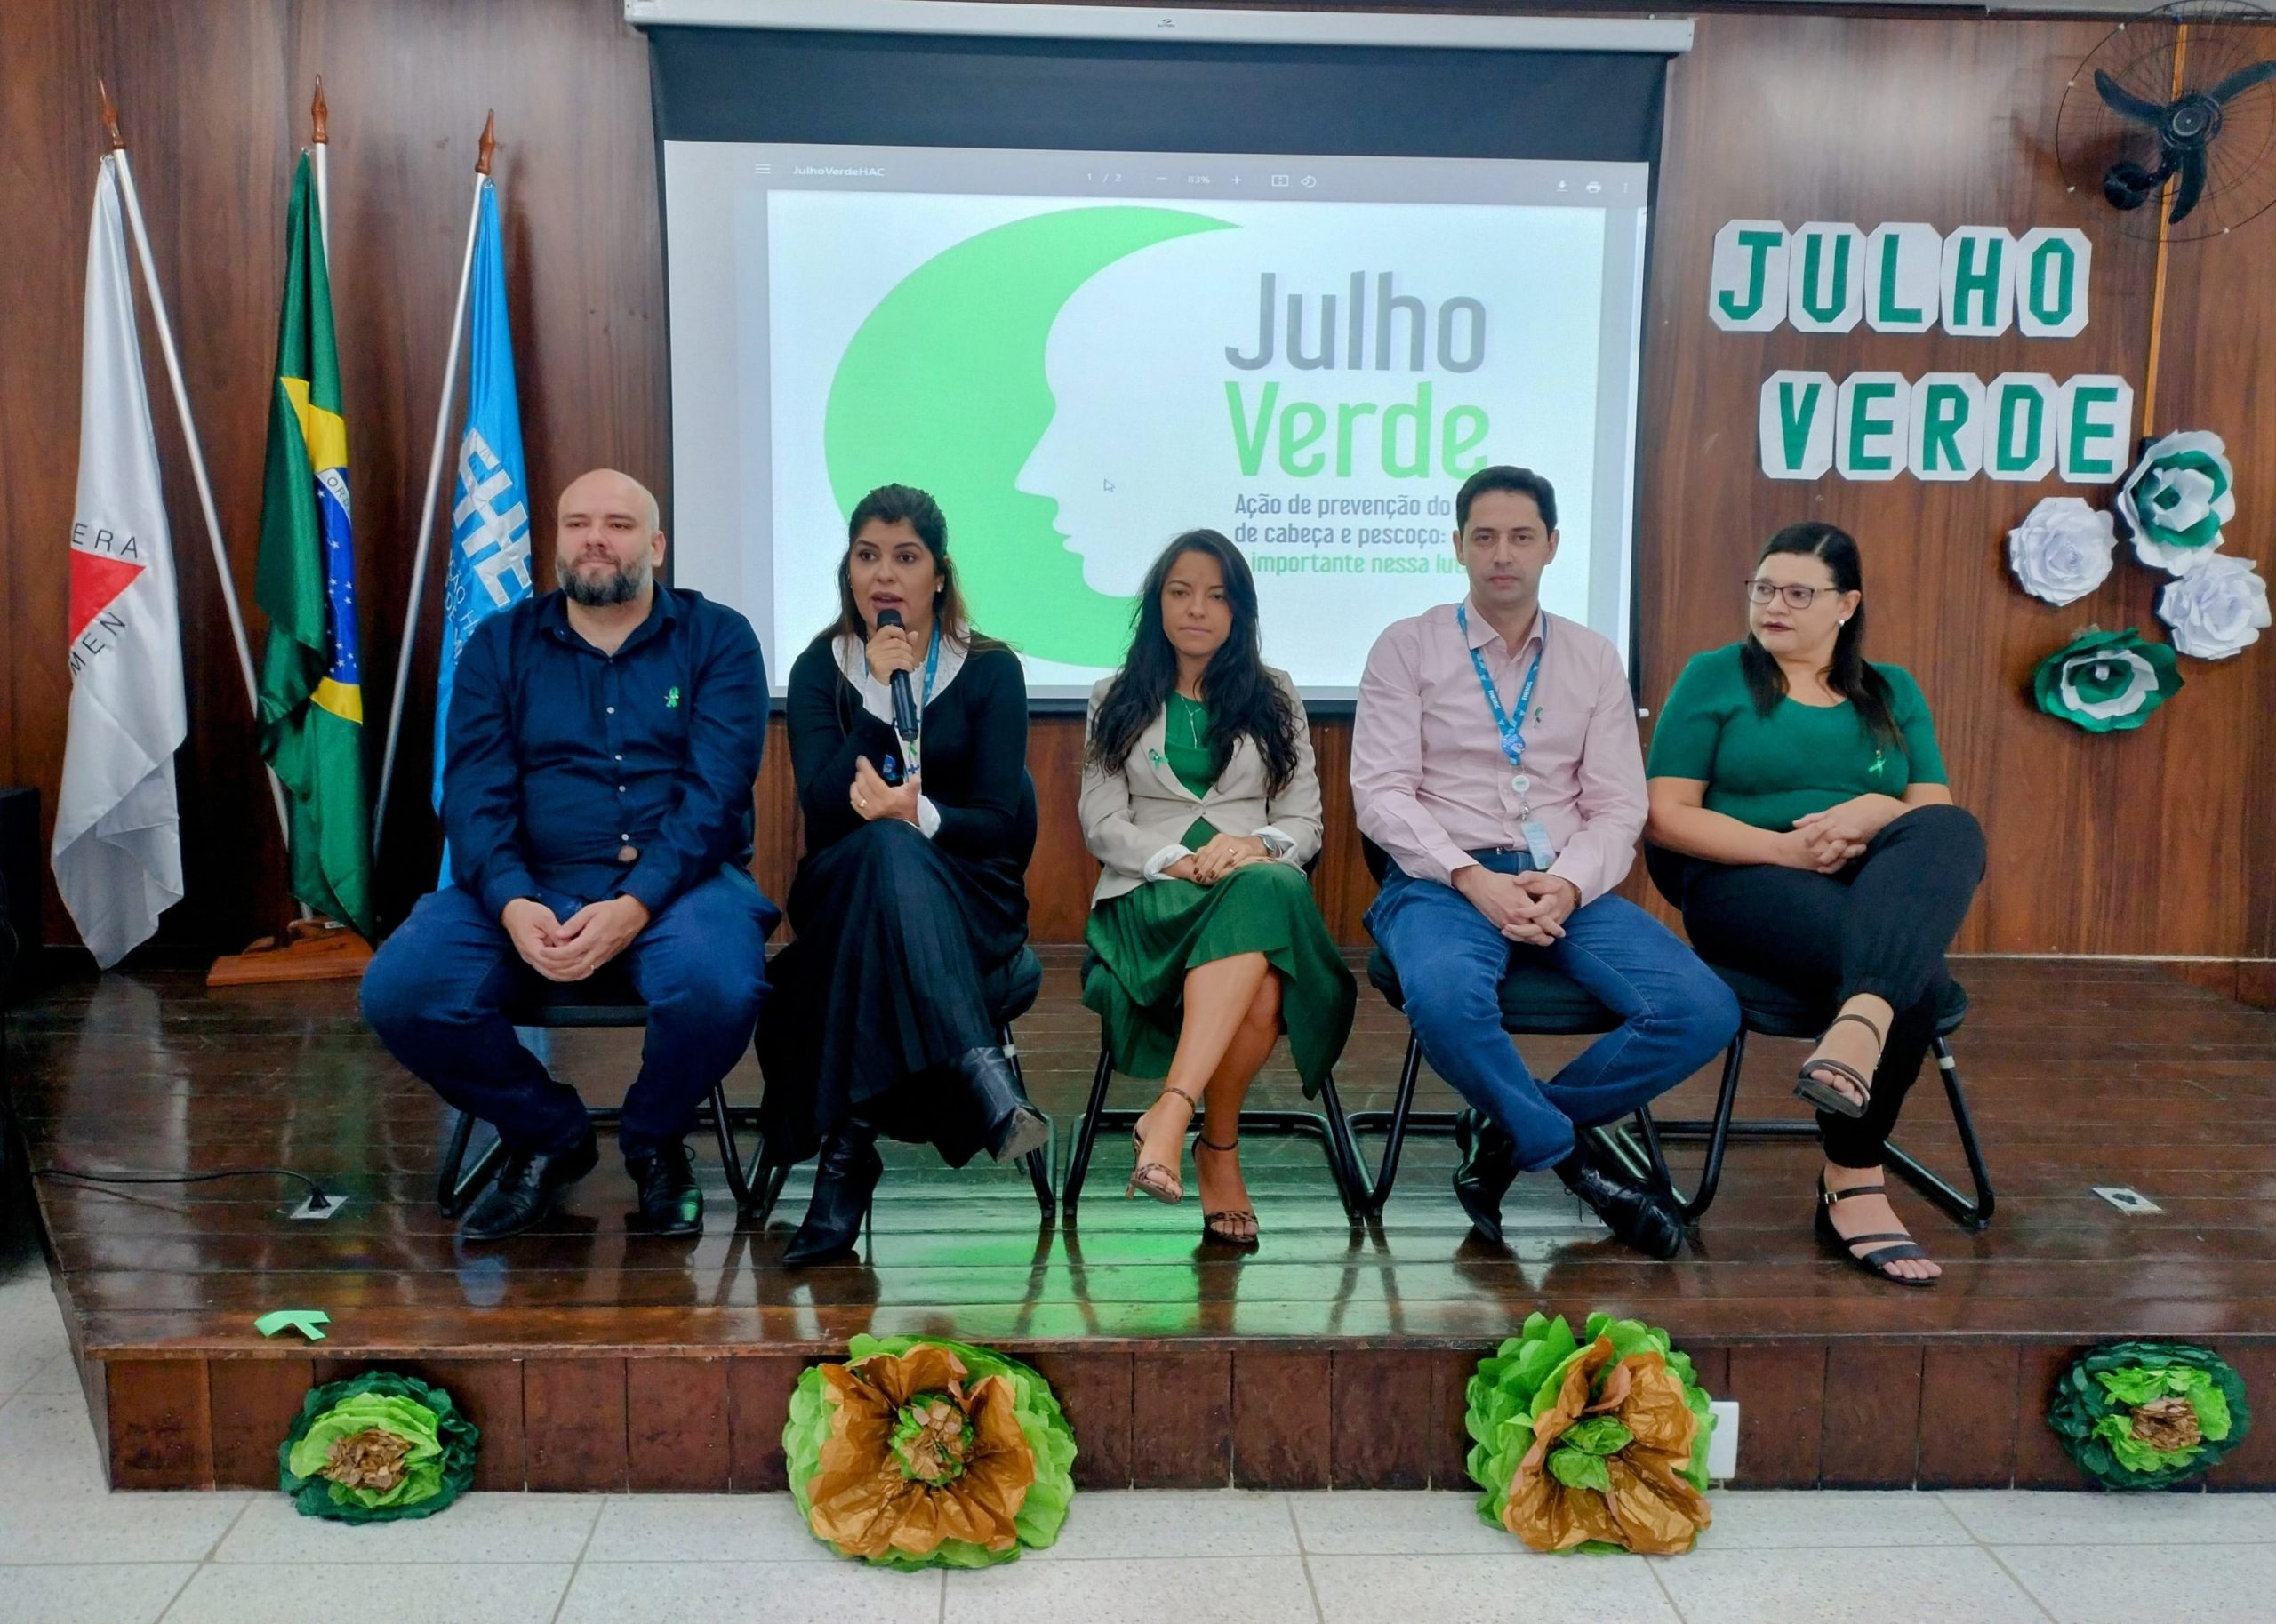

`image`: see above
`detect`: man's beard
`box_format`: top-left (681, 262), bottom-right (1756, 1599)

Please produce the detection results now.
top-left (560, 552), bottom-right (650, 607)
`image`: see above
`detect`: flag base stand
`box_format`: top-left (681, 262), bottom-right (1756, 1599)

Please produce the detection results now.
top-left (206, 917), bottom-right (372, 987)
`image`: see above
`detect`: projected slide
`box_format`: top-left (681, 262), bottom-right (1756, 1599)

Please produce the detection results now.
top-left (666, 144), bottom-right (1650, 698)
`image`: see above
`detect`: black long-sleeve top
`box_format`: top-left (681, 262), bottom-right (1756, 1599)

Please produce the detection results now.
top-left (443, 585), bottom-right (765, 920)
top-left (782, 636), bottom-right (1035, 879)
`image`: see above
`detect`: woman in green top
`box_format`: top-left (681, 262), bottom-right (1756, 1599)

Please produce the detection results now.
top-left (1079, 530), bottom-right (1356, 1246)
top-left (1644, 522), bottom-right (1984, 1286)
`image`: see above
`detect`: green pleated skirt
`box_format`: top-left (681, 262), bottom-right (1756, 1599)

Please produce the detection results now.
top-left (1081, 860), bottom-right (1356, 1097)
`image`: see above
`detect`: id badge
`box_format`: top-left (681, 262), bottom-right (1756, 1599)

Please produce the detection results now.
top-left (1521, 819), bottom-right (1558, 870)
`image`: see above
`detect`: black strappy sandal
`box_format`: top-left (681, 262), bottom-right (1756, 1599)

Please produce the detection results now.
top-left (1194, 1134), bottom-right (1260, 1248)
top-left (1126, 1083), bottom-right (1200, 1204)
top-left (1794, 1011), bottom-right (1882, 1119)
top-left (1815, 1175), bottom-right (1936, 1287)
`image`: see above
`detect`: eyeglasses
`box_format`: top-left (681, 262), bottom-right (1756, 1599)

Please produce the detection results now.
top-left (1745, 579), bottom-right (1825, 610)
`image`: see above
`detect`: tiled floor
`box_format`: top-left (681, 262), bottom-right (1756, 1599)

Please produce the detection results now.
top-left (4, 1256), bottom-right (2272, 1623)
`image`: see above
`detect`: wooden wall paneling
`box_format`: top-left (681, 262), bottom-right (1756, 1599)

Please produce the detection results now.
top-left (1818, 1342), bottom-right (1924, 1487)
top-left (1024, 1348), bottom-right (1134, 1490)
top-left (725, 1350), bottom-right (805, 1491)
top-left (1231, 1348), bottom-right (1332, 1489)
top-left (2010, 1342), bottom-right (2088, 1487)
top-left (1722, 1342), bottom-right (1826, 1486)
top-left (207, 1356), bottom-right (317, 1488)
top-left (104, 1358), bottom-right (213, 1490)
top-left (1916, 1344), bottom-right (2022, 1488)
top-left (1327, 1348), bottom-right (1436, 1489)
top-left (8, 3), bottom-right (2276, 957)
top-left (1130, 1348), bottom-right (1230, 1486)
top-left (524, 1356), bottom-right (629, 1491)
top-left (628, 1355), bottom-right (731, 1492)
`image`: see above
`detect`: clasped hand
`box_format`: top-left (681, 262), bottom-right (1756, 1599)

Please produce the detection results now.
top-left (1164, 832), bottom-right (1272, 884)
top-left (1455, 867), bottom-right (1581, 945)
top-left (501, 894), bottom-right (651, 983)
top-left (1787, 793), bottom-right (1905, 874)
top-left (850, 756), bottom-right (922, 825)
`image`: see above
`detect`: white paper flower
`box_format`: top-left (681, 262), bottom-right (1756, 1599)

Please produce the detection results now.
top-left (2007, 497), bottom-right (2117, 606)
top-left (2118, 430), bottom-right (2236, 574)
top-left (2157, 554), bottom-right (2272, 660)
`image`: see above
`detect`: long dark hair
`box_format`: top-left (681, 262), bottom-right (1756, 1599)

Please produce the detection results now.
top-left (814, 483), bottom-right (1004, 654)
top-left (1739, 522), bottom-right (1901, 747)
top-left (1087, 530), bottom-right (1302, 796)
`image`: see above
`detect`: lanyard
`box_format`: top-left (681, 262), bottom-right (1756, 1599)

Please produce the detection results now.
top-left (918, 624), bottom-right (942, 710)
top-left (1456, 604), bottom-right (1545, 774)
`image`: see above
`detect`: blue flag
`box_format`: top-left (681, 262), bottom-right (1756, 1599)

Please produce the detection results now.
top-left (434, 178), bottom-right (532, 826)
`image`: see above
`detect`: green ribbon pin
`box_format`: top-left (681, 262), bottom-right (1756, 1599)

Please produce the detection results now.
top-left (666, 686), bottom-right (681, 708)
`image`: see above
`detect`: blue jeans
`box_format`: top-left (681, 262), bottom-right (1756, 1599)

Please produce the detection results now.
top-left (362, 866), bottom-right (778, 1159)
top-left (1365, 852), bottom-right (1739, 1171)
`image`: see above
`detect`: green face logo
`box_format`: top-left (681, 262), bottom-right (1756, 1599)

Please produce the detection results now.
top-left (823, 207), bottom-right (1231, 667)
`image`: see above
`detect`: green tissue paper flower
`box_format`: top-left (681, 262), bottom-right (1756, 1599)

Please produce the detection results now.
top-left (783, 1335), bottom-right (1078, 1571)
top-left (1465, 1310), bottom-right (1715, 1548)
top-left (2047, 1341), bottom-right (2252, 1490)
top-left (276, 1371), bottom-right (477, 1524)
top-left (2032, 628), bottom-right (2183, 733)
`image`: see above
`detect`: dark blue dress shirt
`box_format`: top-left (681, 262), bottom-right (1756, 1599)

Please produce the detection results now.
top-left (442, 584), bottom-right (766, 922)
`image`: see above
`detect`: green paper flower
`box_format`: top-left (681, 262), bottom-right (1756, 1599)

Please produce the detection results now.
top-left (2032, 628), bottom-right (2183, 733)
top-left (1465, 1311), bottom-right (1715, 1553)
top-left (2047, 1340), bottom-right (2252, 1490)
top-left (784, 1336), bottom-right (1078, 1571)
top-left (2118, 430), bottom-right (2235, 574)
top-left (276, 1371), bottom-right (478, 1523)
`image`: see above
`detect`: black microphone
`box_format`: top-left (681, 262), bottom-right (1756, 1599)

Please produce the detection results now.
top-left (875, 607), bottom-right (921, 748)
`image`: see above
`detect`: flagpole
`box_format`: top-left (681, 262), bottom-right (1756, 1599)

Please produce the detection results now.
top-left (310, 77), bottom-right (331, 263)
top-left (373, 111), bottom-right (490, 864)
top-left (99, 81), bottom-right (293, 849)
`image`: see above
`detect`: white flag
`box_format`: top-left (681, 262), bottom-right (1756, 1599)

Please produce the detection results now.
top-left (52, 155), bottom-right (188, 968)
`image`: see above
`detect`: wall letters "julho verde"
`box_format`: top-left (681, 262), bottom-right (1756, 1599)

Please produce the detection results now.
top-left (1711, 220), bottom-right (2132, 484)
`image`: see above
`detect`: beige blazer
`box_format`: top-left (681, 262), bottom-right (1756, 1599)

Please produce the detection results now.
top-left (1079, 668), bottom-right (1325, 906)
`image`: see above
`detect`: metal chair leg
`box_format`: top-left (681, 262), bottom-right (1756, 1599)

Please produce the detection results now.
top-left (1000, 1024), bottom-right (1056, 1216)
top-left (436, 1108), bottom-right (505, 1219)
top-left (1363, 1033), bottom-right (1427, 1213)
top-left (1884, 1037), bottom-right (1995, 1230)
top-left (1628, 1031), bottom-right (1749, 1223)
top-left (1313, 1069), bottom-right (1364, 1221)
top-left (1059, 1046), bottom-right (1117, 1215)
top-left (705, 1084), bottom-right (757, 1212)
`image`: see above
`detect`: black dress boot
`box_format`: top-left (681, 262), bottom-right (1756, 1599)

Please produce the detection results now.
top-left (1451, 1108), bottom-right (1519, 1243)
top-left (784, 1116), bottom-right (884, 1268)
top-left (625, 1139), bottom-right (703, 1236)
top-left (460, 1125), bottom-right (599, 1242)
top-left (956, 1045), bottom-right (1051, 1164)
top-left (1554, 1141), bottom-right (1686, 1260)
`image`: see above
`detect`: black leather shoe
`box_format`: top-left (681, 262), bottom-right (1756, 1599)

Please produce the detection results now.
top-left (784, 1116), bottom-right (883, 1268)
top-left (1555, 1143), bottom-right (1686, 1260)
top-left (626, 1140), bottom-right (703, 1236)
top-left (957, 1045), bottom-right (1051, 1164)
top-left (459, 1126), bottom-right (598, 1241)
top-left (1451, 1108), bottom-right (1519, 1243)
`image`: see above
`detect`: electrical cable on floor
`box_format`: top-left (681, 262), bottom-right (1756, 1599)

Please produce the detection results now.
top-left (33, 1164), bottom-right (336, 1212)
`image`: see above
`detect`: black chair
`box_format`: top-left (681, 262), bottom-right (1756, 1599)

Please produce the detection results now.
top-left (1059, 950), bottom-right (1368, 1221)
top-left (435, 964), bottom-right (763, 1218)
top-left (742, 946), bottom-right (1057, 1225)
top-left (1350, 836), bottom-right (1622, 1213)
top-left (1356, 940), bottom-right (1623, 1214)
top-left (1612, 964), bottom-right (1994, 1230)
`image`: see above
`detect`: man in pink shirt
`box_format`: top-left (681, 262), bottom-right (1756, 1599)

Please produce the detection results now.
top-left (1352, 467), bottom-right (1737, 1257)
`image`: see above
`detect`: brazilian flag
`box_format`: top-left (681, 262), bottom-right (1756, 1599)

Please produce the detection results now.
top-left (254, 153), bottom-right (372, 936)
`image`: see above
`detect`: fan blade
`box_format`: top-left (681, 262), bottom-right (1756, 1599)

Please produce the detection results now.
top-left (2168, 145), bottom-right (2208, 225)
top-left (2207, 60), bottom-right (2276, 105)
top-left (2095, 68), bottom-right (2169, 125)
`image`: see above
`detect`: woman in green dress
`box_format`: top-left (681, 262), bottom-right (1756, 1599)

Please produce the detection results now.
top-left (1079, 530), bottom-right (1356, 1245)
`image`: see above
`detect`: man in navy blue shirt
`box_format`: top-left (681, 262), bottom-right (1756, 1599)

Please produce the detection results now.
top-left (364, 469), bottom-right (778, 1240)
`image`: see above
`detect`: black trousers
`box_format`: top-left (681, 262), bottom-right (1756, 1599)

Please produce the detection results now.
top-left (1671, 803), bottom-right (1985, 1167)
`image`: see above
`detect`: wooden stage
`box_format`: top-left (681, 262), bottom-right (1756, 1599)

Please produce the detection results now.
top-left (9, 952), bottom-right (2276, 1494)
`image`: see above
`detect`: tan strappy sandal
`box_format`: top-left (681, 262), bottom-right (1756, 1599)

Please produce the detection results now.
top-left (1194, 1133), bottom-right (1260, 1247)
top-left (1126, 1083), bottom-right (1200, 1204)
